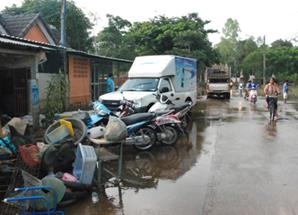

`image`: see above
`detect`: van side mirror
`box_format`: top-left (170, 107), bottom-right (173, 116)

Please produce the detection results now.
top-left (160, 87), bottom-right (169, 93)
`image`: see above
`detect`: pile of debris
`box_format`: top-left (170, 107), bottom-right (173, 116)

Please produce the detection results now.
top-left (0, 113), bottom-right (114, 214)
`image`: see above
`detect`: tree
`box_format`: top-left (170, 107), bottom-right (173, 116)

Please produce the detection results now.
top-left (222, 18), bottom-right (241, 42)
top-left (94, 14), bottom-right (136, 59)
top-left (216, 18), bottom-right (241, 74)
top-left (127, 13), bottom-right (219, 68)
top-left (95, 13), bottom-right (218, 69)
top-left (236, 38), bottom-right (258, 76)
top-left (271, 39), bottom-right (293, 48)
top-left (241, 50), bottom-right (263, 78)
top-left (2, 0), bottom-right (94, 51)
top-left (266, 47), bottom-right (298, 81)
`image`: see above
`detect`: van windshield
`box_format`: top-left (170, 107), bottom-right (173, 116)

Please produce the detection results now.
top-left (120, 78), bottom-right (159, 91)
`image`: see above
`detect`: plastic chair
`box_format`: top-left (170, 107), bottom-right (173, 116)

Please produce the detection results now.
top-left (3, 185), bottom-right (64, 215)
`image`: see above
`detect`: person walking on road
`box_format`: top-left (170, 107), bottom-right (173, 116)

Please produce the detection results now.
top-left (106, 72), bottom-right (115, 93)
top-left (282, 80), bottom-right (289, 104)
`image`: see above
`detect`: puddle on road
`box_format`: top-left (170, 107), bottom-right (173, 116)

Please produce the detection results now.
top-left (63, 115), bottom-right (216, 215)
top-left (63, 97), bottom-right (298, 214)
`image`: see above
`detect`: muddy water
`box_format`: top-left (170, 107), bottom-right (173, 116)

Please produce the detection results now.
top-left (63, 107), bottom-right (214, 215)
top-left (63, 96), bottom-right (298, 215)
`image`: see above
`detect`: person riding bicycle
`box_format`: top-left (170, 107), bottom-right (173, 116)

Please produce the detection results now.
top-left (264, 76), bottom-right (280, 113)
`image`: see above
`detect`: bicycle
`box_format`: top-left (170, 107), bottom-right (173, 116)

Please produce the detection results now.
top-left (268, 96), bottom-right (278, 122)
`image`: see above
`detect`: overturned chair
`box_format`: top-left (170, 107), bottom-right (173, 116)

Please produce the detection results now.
top-left (3, 185), bottom-right (65, 215)
top-left (3, 171), bottom-right (65, 215)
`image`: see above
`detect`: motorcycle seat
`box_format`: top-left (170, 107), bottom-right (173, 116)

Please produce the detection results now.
top-left (171, 104), bottom-right (190, 112)
top-left (121, 113), bottom-right (155, 125)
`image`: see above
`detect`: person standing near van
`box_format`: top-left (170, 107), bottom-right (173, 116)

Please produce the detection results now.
top-left (106, 73), bottom-right (115, 93)
top-left (282, 80), bottom-right (289, 104)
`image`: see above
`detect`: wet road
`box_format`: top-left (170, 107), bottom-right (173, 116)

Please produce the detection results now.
top-left (64, 95), bottom-right (298, 215)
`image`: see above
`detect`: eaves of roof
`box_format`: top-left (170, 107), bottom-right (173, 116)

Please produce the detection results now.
top-left (0, 33), bottom-right (61, 51)
top-left (0, 34), bottom-right (133, 64)
top-left (66, 49), bottom-right (133, 63)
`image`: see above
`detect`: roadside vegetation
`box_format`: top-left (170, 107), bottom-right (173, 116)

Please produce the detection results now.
top-left (287, 85), bottom-right (298, 100)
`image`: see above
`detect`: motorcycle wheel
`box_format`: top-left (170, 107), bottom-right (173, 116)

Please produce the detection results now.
top-left (134, 126), bottom-right (156, 151)
top-left (161, 125), bottom-right (178, 145)
top-left (181, 111), bottom-right (192, 129)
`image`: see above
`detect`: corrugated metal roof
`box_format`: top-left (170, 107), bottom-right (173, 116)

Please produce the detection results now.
top-left (66, 49), bottom-right (133, 63)
top-left (0, 34), bottom-right (57, 50)
top-left (0, 34), bottom-right (132, 63)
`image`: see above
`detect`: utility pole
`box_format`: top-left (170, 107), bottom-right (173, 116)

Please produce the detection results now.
top-left (262, 36), bottom-right (266, 85)
top-left (60, 0), bottom-right (66, 46)
top-left (60, 0), bottom-right (69, 109)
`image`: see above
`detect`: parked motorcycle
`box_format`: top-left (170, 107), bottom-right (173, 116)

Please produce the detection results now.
top-left (148, 111), bottom-right (182, 145)
top-left (149, 93), bottom-right (193, 129)
top-left (89, 112), bottom-right (157, 151)
top-left (120, 113), bottom-right (158, 150)
top-left (121, 109), bottom-right (184, 147)
top-left (118, 95), bottom-right (187, 145)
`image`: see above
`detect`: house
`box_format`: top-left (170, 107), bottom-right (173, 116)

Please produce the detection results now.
top-left (0, 13), bottom-right (132, 128)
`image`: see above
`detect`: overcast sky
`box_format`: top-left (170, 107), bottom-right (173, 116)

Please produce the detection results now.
top-left (1, 0), bottom-right (298, 45)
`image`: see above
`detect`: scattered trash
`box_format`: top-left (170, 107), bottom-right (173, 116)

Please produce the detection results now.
top-left (91, 191), bottom-right (99, 204)
top-left (73, 143), bottom-right (97, 185)
top-left (87, 125), bottom-right (106, 139)
top-left (7, 117), bottom-right (27, 136)
top-left (46, 124), bottom-right (70, 144)
top-left (18, 144), bottom-right (40, 167)
top-left (59, 119), bottom-right (74, 137)
top-left (44, 118), bottom-right (87, 146)
top-left (104, 116), bottom-right (127, 141)
top-left (42, 141), bottom-right (76, 173)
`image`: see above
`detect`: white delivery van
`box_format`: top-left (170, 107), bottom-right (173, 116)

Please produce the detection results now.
top-left (99, 55), bottom-right (198, 112)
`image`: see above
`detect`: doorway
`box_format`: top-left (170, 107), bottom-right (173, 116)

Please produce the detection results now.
top-left (0, 69), bottom-right (30, 116)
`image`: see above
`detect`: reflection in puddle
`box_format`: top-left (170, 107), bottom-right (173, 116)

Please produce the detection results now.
top-left (122, 121), bottom-right (203, 183)
top-left (64, 121), bottom-right (206, 214)
top-left (264, 121), bottom-right (277, 139)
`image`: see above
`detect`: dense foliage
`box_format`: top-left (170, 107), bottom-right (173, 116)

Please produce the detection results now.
top-left (215, 18), bottom-right (298, 83)
top-left (95, 13), bottom-right (219, 70)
